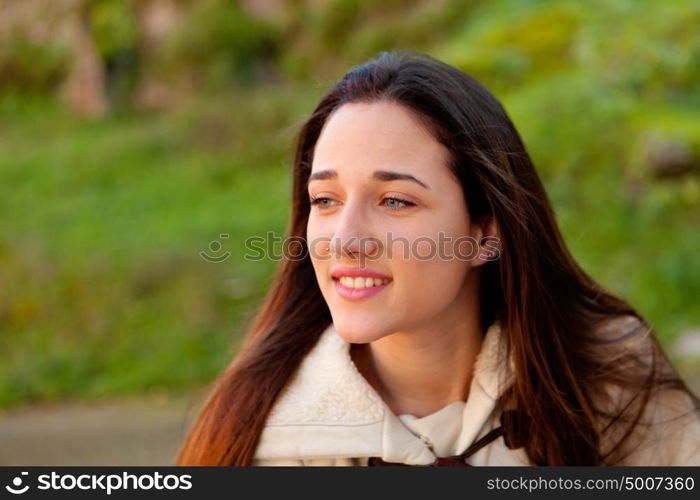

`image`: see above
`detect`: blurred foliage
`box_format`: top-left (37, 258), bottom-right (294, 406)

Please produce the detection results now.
top-left (1, 0), bottom-right (700, 407)
top-left (90, 0), bottom-right (140, 104)
top-left (91, 0), bottom-right (139, 60)
top-left (0, 33), bottom-right (69, 93)
top-left (156, 1), bottom-right (282, 87)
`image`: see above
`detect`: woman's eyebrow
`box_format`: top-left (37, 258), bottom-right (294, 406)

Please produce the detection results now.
top-left (307, 169), bottom-right (430, 189)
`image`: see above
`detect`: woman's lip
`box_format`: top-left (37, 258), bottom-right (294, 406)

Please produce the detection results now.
top-left (330, 266), bottom-right (393, 280)
top-left (333, 277), bottom-right (391, 301)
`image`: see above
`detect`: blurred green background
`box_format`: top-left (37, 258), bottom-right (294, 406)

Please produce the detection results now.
top-left (2, 0), bottom-right (700, 411)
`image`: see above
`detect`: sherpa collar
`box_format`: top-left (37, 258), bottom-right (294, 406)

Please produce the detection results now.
top-left (254, 321), bottom-right (515, 464)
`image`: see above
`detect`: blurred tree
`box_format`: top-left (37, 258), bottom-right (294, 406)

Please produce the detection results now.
top-left (90, 0), bottom-right (140, 108)
top-left (155, 0), bottom-right (281, 90)
top-left (132, 0), bottom-right (185, 110)
top-left (61, 0), bottom-right (108, 117)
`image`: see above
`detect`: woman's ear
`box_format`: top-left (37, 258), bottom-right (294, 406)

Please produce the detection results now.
top-left (473, 216), bottom-right (501, 267)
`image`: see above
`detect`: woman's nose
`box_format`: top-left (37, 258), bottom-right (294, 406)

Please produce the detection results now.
top-left (329, 204), bottom-right (380, 259)
top-left (328, 234), bottom-right (380, 259)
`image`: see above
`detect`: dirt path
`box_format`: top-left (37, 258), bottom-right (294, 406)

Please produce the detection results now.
top-left (0, 391), bottom-right (205, 466)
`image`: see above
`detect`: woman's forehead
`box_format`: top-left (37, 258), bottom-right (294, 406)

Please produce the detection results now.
top-left (311, 101), bottom-right (452, 182)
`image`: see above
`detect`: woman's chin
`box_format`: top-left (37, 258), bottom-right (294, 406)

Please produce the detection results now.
top-left (333, 322), bottom-right (388, 345)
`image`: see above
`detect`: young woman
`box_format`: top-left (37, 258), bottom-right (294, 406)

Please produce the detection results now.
top-left (177, 51), bottom-right (700, 466)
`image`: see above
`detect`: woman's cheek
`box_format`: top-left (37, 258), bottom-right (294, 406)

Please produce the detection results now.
top-left (305, 220), bottom-right (325, 252)
top-left (396, 258), bottom-right (468, 315)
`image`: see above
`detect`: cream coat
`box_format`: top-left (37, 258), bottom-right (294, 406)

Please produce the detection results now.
top-left (252, 317), bottom-right (700, 466)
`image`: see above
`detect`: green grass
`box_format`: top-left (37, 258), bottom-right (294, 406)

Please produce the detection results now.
top-left (0, 88), bottom-right (312, 407)
top-left (1, 0), bottom-right (699, 407)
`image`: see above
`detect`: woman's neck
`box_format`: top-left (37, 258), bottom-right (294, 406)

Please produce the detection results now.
top-left (350, 307), bottom-right (483, 418)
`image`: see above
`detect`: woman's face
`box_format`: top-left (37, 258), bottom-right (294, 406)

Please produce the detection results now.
top-left (306, 100), bottom-right (487, 343)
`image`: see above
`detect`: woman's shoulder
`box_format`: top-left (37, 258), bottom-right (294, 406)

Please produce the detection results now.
top-left (589, 314), bottom-right (664, 372)
top-left (590, 314), bottom-right (650, 349)
top-left (610, 383), bottom-right (700, 465)
top-left (590, 314), bottom-right (700, 465)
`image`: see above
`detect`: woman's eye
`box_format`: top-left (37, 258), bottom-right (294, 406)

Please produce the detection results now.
top-left (309, 196), bottom-right (415, 211)
top-left (309, 196), bottom-right (336, 209)
top-left (382, 197), bottom-right (415, 210)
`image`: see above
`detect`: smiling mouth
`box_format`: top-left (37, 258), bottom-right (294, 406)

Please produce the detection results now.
top-left (332, 276), bottom-right (392, 289)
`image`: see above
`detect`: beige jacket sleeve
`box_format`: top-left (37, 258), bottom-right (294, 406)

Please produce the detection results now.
top-left (595, 316), bottom-right (700, 465)
top-left (615, 388), bottom-right (700, 466)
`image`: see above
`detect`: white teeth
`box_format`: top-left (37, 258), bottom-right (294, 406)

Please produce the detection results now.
top-left (338, 276), bottom-right (390, 288)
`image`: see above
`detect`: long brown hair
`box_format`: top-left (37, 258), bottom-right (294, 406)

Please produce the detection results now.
top-left (177, 51), bottom-right (699, 465)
